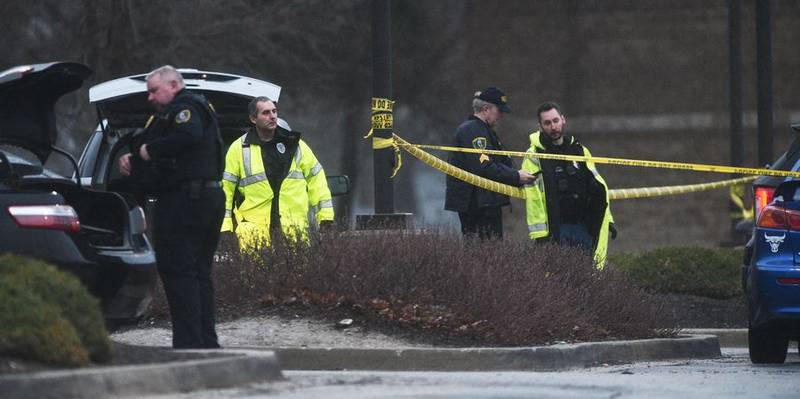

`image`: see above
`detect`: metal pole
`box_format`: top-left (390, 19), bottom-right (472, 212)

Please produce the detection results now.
top-left (756, 0), bottom-right (773, 166)
top-left (371, 0), bottom-right (394, 214)
top-left (729, 0), bottom-right (743, 169)
top-left (729, 0), bottom-right (744, 242)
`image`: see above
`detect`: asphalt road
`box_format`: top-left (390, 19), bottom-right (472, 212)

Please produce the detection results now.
top-left (147, 348), bottom-right (800, 398)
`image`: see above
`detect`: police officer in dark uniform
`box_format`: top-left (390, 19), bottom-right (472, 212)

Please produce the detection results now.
top-left (445, 87), bottom-right (536, 239)
top-left (119, 65), bottom-right (225, 348)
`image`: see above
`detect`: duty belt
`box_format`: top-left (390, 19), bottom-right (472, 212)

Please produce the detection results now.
top-left (179, 180), bottom-right (221, 190)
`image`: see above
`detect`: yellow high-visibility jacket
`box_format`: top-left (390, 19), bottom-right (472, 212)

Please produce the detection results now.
top-left (221, 129), bottom-right (333, 249)
top-left (522, 131), bottom-right (613, 266)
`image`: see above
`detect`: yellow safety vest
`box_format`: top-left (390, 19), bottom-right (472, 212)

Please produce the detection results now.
top-left (522, 131), bottom-right (613, 267)
top-left (221, 133), bottom-right (333, 249)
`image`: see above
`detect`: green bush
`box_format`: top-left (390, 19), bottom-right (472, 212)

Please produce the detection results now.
top-left (609, 246), bottom-right (743, 299)
top-left (0, 254), bottom-right (111, 365)
top-left (0, 278), bottom-right (89, 366)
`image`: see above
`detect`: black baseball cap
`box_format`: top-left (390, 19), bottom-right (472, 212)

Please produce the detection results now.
top-left (476, 87), bottom-right (511, 113)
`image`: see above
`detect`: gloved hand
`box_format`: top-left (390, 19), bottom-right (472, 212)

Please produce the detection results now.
top-left (609, 223), bottom-right (618, 240)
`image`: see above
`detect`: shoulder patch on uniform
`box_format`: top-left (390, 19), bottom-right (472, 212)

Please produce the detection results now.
top-left (175, 109), bottom-right (191, 124)
top-left (472, 136), bottom-right (487, 149)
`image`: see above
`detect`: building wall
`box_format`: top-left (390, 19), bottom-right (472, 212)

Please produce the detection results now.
top-left (2, 0), bottom-right (798, 251)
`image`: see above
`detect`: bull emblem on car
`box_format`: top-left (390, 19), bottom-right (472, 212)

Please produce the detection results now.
top-left (764, 232), bottom-right (786, 253)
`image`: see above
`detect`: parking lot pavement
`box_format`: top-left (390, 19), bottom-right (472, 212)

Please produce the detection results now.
top-left (1, 328), bottom-right (723, 398)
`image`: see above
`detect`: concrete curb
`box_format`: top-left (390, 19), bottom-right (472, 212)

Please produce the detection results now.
top-left (246, 334), bottom-right (721, 371)
top-left (0, 350), bottom-right (282, 399)
top-left (683, 328), bottom-right (747, 348)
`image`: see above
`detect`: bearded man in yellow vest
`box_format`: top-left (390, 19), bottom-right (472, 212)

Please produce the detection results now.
top-left (522, 101), bottom-right (616, 266)
top-left (221, 96), bottom-right (333, 250)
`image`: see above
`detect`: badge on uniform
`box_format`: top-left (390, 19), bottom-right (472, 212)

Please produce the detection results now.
top-left (472, 137), bottom-right (487, 149)
top-left (276, 142), bottom-right (286, 154)
top-left (175, 109), bottom-right (192, 124)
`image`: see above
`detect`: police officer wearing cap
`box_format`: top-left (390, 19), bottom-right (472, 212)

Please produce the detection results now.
top-left (118, 65), bottom-right (225, 348)
top-left (521, 101), bottom-right (616, 266)
top-left (445, 87), bottom-right (536, 239)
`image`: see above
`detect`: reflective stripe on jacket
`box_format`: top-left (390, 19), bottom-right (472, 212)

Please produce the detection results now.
top-left (521, 131), bottom-right (614, 266)
top-left (220, 133), bottom-right (333, 247)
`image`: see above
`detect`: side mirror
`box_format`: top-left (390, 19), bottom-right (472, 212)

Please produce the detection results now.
top-left (327, 175), bottom-right (350, 197)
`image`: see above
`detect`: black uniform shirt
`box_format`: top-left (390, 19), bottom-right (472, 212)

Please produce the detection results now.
top-left (242, 126), bottom-right (300, 230)
top-left (539, 134), bottom-right (594, 226)
top-left (259, 130), bottom-right (296, 191)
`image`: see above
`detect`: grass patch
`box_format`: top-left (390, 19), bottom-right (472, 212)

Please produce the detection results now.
top-left (609, 246), bottom-right (743, 300)
top-left (153, 230), bottom-right (673, 346)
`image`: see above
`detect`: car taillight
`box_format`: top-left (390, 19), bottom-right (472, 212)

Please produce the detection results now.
top-left (757, 205), bottom-right (788, 228)
top-left (757, 204), bottom-right (800, 230)
top-left (7, 205), bottom-right (81, 233)
top-left (754, 186), bottom-right (775, 222)
top-left (777, 277), bottom-right (800, 285)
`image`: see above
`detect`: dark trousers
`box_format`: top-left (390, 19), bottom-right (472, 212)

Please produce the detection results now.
top-left (153, 186), bottom-right (225, 349)
top-left (458, 208), bottom-right (503, 239)
top-left (558, 223), bottom-right (593, 252)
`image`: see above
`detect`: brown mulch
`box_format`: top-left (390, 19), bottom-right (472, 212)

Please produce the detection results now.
top-left (653, 293), bottom-right (747, 329)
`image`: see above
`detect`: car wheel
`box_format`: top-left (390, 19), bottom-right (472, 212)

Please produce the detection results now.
top-left (748, 322), bottom-right (788, 364)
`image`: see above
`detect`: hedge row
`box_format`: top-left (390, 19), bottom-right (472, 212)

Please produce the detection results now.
top-left (609, 246), bottom-right (743, 299)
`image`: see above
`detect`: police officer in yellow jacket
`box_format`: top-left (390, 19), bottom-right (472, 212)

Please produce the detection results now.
top-left (221, 96), bottom-right (333, 249)
top-left (522, 102), bottom-right (615, 266)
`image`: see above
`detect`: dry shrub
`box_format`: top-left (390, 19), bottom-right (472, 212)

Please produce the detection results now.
top-left (153, 230), bottom-right (671, 345)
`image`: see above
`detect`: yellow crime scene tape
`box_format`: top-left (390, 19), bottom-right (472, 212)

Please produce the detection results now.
top-left (408, 143), bottom-right (800, 179)
top-left (608, 176), bottom-right (755, 200)
top-left (365, 98), bottom-right (402, 177)
top-left (393, 134), bottom-right (527, 198)
top-left (395, 135), bottom-right (758, 200)
top-left (365, 98), bottom-right (784, 204)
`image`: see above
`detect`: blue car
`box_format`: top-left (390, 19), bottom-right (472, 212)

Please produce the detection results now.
top-left (745, 180), bottom-right (800, 363)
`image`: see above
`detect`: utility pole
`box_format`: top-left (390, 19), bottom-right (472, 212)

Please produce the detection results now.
top-left (728, 0), bottom-right (744, 243)
top-left (356, 0), bottom-right (413, 230)
top-left (371, 0), bottom-right (394, 215)
top-left (729, 0), bottom-right (743, 171)
top-left (756, 0), bottom-right (773, 166)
